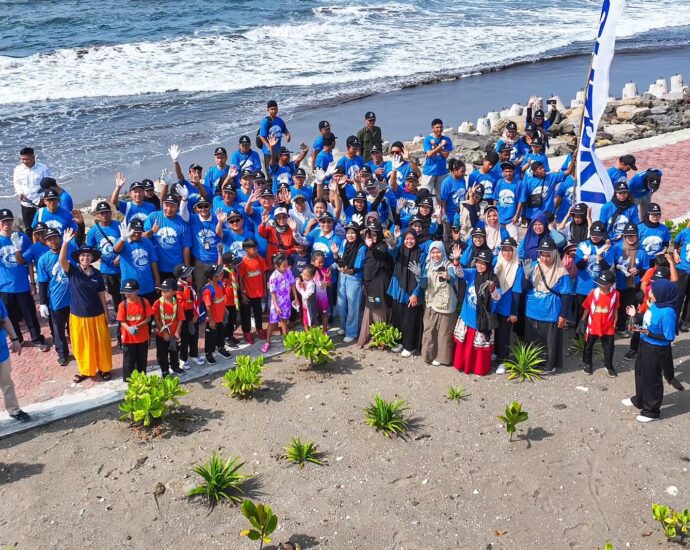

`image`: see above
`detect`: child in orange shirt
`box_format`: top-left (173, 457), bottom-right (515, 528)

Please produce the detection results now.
top-left (202, 264), bottom-right (231, 364)
top-left (578, 270), bottom-right (619, 377)
top-left (220, 252), bottom-right (241, 348)
top-left (173, 264), bottom-right (200, 370)
top-left (237, 238), bottom-right (268, 344)
top-left (152, 278), bottom-right (185, 376)
top-left (117, 279), bottom-right (152, 381)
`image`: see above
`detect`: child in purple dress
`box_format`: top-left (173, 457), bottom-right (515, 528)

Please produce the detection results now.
top-left (262, 253), bottom-right (299, 353)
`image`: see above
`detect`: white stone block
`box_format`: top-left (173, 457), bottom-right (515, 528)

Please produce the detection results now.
top-left (476, 117), bottom-right (491, 136)
top-left (655, 78), bottom-right (668, 94)
top-left (487, 111), bottom-right (501, 128)
top-left (458, 122), bottom-right (474, 133)
top-left (622, 81), bottom-right (638, 99)
top-left (508, 104), bottom-right (522, 116)
top-left (670, 74), bottom-right (685, 93)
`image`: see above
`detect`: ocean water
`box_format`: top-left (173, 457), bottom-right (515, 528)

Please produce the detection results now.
top-left (1, 0), bottom-right (690, 201)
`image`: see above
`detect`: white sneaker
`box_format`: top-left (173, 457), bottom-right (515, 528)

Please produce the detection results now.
top-left (401, 349), bottom-right (412, 358)
top-left (391, 344), bottom-right (403, 353)
top-left (343, 336), bottom-right (355, 343)
top-left (621, 398), bottom-right (633, 407)
top-left (495, 363), bottom-right (507, 375)
top-left (337, 328), bottom-right (345, 336)
top-left (180, 361), bottom-right (190, 371)
top-left (193, 356), bottom-right (205, 366)
top-left (432, 360), bottom-right (441, 366)
top-left (636, 415), bottom-right (657, 423)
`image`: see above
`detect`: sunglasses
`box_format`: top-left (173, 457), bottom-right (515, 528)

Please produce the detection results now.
top-left (197, 205), bottom-right (210, 209)
top-left (228, 219), bottom-right (241, 224)
top-left (320, 219), bottom-right (333, 224)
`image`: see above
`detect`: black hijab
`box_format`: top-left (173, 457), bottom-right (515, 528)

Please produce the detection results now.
top-left (342, 230), bottom-right (363, 270)
top-left (393, 230), bottom-right (421, 294)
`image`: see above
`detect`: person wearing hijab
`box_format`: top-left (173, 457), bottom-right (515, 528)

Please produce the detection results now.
top-left (557, 202), bottom-right (590, 244)
top-left (332, 221), bottom-right (366, 343)
top-left (453, 248), bottom-right (502, 375)
top-left (387, 229), bottom-right (424, 357)
top-left (417, 241), bottom-right (458, 366)
top-left (493, 238), bottom-right (524, 374)
top-left (482, 205), bottom-right (509, 257)
top-left (622, 279), bottom-right (679, 422)
top-left (599, 181), bottom-right (640, 242)
top-left (613, 223), bottom-right (650, 334)
top-left (518, 211), bottom-right (549, 260)
top-left (523, 238), bottom-right (574, 374)
top-left (460, 226), bottom-right (492, 268)
top-left (358, 220), bottom-right (394, 347)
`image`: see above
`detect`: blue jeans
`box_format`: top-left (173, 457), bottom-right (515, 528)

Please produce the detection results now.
top-left (337, 273), bottom-right (362, 339)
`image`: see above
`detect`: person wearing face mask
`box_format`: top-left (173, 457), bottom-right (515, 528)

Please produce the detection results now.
top-left (493, 238), bottom-right (523, 375)
top-left (599, 181), bottom-right (640, 242)
top-left (638, 203), bottom-right (670, 259)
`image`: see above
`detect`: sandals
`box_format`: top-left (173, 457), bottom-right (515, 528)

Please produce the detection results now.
top-left (73, 374), bottom-right (89, 384)
top-left (98, 371), bottom-right (112, 381)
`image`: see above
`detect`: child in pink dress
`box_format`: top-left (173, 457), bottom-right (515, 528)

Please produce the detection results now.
top-left (311, 251), bottom-right (331, 332)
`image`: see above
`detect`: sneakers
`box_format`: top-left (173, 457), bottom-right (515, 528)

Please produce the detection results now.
top-left (542, 367), bottom-right (557, 375)
top-left (57, 356), bottom-right (69, 367)
top-left (205, 353), bottom-right (216, 365)
top-left (171, 366), bottom-right (185, 374)
top-left (36, 342), bottom-right (50, 352)
top-left (226, 337), bottom-right (240, 348)
top-left (257, 328), bottom-right (267, 340)
top-left (391, 344), bottom-right (403, 353)
top-left (342, 336), bottom-right (355, 344)
top-left (668, 377), bottom-right (685, 391)
top-left (261, 342), bottom-right (271, 353)
top-left (495, 363), bottom-right (507, 375)
top-left (624, 350), bottom-right (637, 360)
top-left (431, 360), bottom-right (441, 366)
top-left (606, 367), bottom-right (617, 378)
top-left (337, 328), bottom-right (345, 336)
top-left (616, 330), bottom-right (631, 338)
top-left (9, 410), bottom-right (31, 422)
top-left (193, 356), bottom-right (205, 366)
top-left (218, 348), bottom-right (231, 359)
top-left (243, 332), bottom-right (255, 345)
top-left (180, 360), bottom-right (191, 371)
top-left (583, 364), bottom-right (593, 375)
top-left (621, 398), bottom-right (634, 407)
top-left (680, 322), bottom-right (689, 333)
top-left (636, 415), bottom-right (658, 423)
top-left (401, 349), bottom-right (413, 358)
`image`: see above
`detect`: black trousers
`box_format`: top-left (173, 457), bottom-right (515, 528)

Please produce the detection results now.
top-left (524, 318), bottom-right (563, 370)
top-left (204, 323), bottom-right (224, 355)
top-left (179, 310), bottom-right (199, 361)
top-left (616, 287), bottom-right (638, 331)
top-left (631, 340), bottom-right (669, 418)
top-left (103, 273), bottom-right (122, 312)
top-left (391, 300), bottom-right (423, 352)
top-left (21, 205), bottom-right (37, 239)
top-left (50, 306), bottom-right (70, 358)
top-left (583, 334), bottom-right (614, 369)
top-left (0, 291), bottom-right (43, 344)
top-left (674, 270), bottom-right (690, 326)
top-left (240, 297), bottom-right (263, 333)
top-left (494, 315), bottom-right (513, 362)
top-left (122, 341), bottom-right (149, 381)
top-left (156, 335), bottom-right (179, 374)
top-left (224, 306), bottom-right (238, 341)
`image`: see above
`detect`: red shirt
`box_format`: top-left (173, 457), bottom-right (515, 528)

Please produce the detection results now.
top-left (223, 269), bottom-right (239, 307)
top-left (258, 223), bottom-right (296, 267)
top-left (238, 255), bottom-right (267, 299)
top-left (117, 297), bottom-right (152, 344)
top-left (582, 288), bottom-right (619, 337)
top-left (202, 281), bottom-right (227, 323)
top-left (151, 297), bottom-right (184, 337)
top-left (176, 281), bottom-right (197, 313)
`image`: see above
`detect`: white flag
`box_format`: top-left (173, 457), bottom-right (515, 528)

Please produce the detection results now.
top-left (576, 0), bottom-right (626, 217)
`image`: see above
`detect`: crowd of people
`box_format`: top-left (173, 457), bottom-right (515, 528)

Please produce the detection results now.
top-left (1, 98), bottom-right (687, 424)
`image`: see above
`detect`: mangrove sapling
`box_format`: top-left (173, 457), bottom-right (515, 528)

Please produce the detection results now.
top-left (119, 371), bottom-right (189, 427)
top-left (503, 340), bottom-right (544, 382)
top-left (222, 355), bottom-right (265, 398)
top-left (446, 385), bottom-right (468, 402)
top-left (568, 333), bottom-right (604, 358)
top-left (364, 394), bottom-right (409, 437)
top-left (188, 453), bottom-right (252, 509)
top-left (284, 436), bottom-right (324, 468)
top-left (498, 401), bottom-right (529, 442)
top-left (240, 499), bottom-right (278, 549)
top-left (283, 328), bottom-right (334, 366)
top-left (651, 503), bottom-right (690, 542)
top-left (369, 321), bottom-right (402, 350)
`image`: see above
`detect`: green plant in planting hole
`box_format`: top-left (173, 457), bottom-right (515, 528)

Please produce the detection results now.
top-left (240, 499), bottom-right (278, 549)
top-left (364, 394), bottom-right (409, 437)
top-left (283, 328), bottom-right (334, 365)
top-left (188, 453), bottom-right (251, 508)
top-left (503, 340), bottom-right (544, 382)
top-left (284, 436), bottom-right (324, 468)
top-left (369, 321), bottom-right (402, 350)
top-left (498, 401), bottom-right (529, 442)
top-left (446, 385), bottom-right (468, 402)
top-left (222, 355), bottom-right (265, 398)
top-left (568, 333), bottom-right (604, 358)
top-left (651, 503), bottom-right (690, 542)
top-left (119, 371), bottom-right (189, 427)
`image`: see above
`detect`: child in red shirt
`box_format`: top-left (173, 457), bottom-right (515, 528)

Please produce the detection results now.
top-left (578, 270), bottom-right (619, 377)
top-left (220, 252), bottom-right (241, 348)
top-left (202, 264), bottom-right (231, 364)
top-left (174, 264), bottom-right (200, 370)
top-left (237, 238), bottom-right (268, 344)
top-left (152, 278), bottom-right (185, 376)
top-left (116, 279), bottom-right (152, 381)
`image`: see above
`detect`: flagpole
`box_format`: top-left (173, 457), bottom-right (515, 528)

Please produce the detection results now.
top-left (574, 56), bottom-right (595, 203)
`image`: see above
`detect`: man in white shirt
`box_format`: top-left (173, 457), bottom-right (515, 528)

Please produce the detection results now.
top-left (13, 147), bottom-right (51, 239)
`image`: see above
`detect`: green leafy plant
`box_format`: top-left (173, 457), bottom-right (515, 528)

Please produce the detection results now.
top-left (188, 453), bottom-right (251, 508)
top-left (283, 328), bottom-right (334, 365)
top-left (240, 499), bottom-right (278, 549)
top-left (222, 355), bottom-right (265, 398)
top-left (568, 333), bottom-right (604, 358)
top-left (369, 321), bottom-right (402, 350)
top-left (666, 219), bottom-right (689, 243)
top-left (119, 371), bottom-right (189, 427)
top-left (446, 385), bottom-right (468, 402)
top-left (596, 544), bottom-right (614, 550)
top-left (364, 394), bottom-right (409, 437)
top-left (652, 503), bottom-right (689, 542)
top-left (498, 401), bottom-right (529, 442)
top-left (503, 340), bottom-right (544, 382)
top-left (284, 436), bottom-right (324, 468)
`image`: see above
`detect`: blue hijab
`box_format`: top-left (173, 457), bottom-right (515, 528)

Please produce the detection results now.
top-left (522, 212), bottom-right (549, 260)
top-left (651, 279), bottom-right (678, 309)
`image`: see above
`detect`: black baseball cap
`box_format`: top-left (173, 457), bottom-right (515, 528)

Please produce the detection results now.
top-left (39, 176), bottom-right (57, 190)
top-left (472, 226), bottom-right (487, 237)
top-left (204, 264), bottom-right (224, 280)
top-left (260, 188), bottom-right (274, 198)
top-left (129, 218), bottom-right (144, 232)
top-left (294, 167), bottom-right (306, 178)
top-left (227, 211), bottom-right (243, 221)
top-left (537, 238), bottom-right (557, 252)
top-left (590, 221), bottom-right (607, 237)
top-left (95, 201), bottom-right (112, 213)
top-left (214, 147), bottom-right (227, 156)
top-left (163, 194), bottom-right (180, 204)
top-left (614, 181), bottom-right (629, 193)
top-left (43, 189), bottom-right (59, 200)
top-left (530, 137), bottom-right (544, 147)
top-left (524, 123), bottom-right (539, 134)
top-left (417, 196), bottom-right (434, 208)
top-left (129, 181), bottom-right (144, 191)
top-left (346, 136), bottom-right (361, 149)
top-left (365, 111), bottom-right (376, 120)
top-left (322, 131), bottom-right (336, 146)
top-left (194, 197), bottom-right (211, 209)
top-left (188, 163), bottom-right (202, 172)
top-left (595, 270), bottom-right (615, 286)
top-left (472, 184), bottom-right (485, 199)
top-left (534, 109), bottom-right (545, 118)
top-left (619, 154), bottom-right (637, 170)
top-left (506, 121), bottom-right (518, 131)
top-left (369, 144), bottom-right (383, 154)
top-left (622, 223), bottom-right (638, 236)
top-left (221, 251), bottom-right (242, 266)
top-left (319, 212), bottom-right (334, 222)
top-left (122, 279), bottom-right (140, 293)
top-left (646, 170), bottom-right (661, 190)
top-left (241, 168), bottom-right (254, 178)
top-left (142, 178), bottom-right (155, 190)
top-left (173, 264), bottom-right (194, 279)
top-left (318, 120), bottom-right (330, 130)
top-left (500, 236), bottom-right (518, 248)
top-left (647, 203), bottom-right (662, 215)
top-left (279, 146), bottom-right (291, 156)
top-left (572, 203), bottom-right (588, 216)
top-left (157, 278), bottom-right (179, 292)
top-left (44, 228), bottom-right (61, 240)
top-left (353, 191), bottom-right (367, 202)
top-left (475, 249), bottom-right (493, 265)
top-left (254, 171), bottom-right (267, 182)
top-left (33, 222), bottom-right (48, 233)
top-left (239, 135), bottom-right (251, 145)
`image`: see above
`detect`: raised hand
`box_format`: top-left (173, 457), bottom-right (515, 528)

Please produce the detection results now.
top-left (175, 183), bottom-right (189, 200)
top-left (268, 135), bottom-right (278, 148)
top-left (286, 217), bottom-right (298, 232)
top-left (408, 260), bottom-right (422, 279)
top-left (151, 221), bottom-right (160, 234)
top-left (115, 172), bottom-right (126, 189)
top-left (300, 143), bottom-right (308, 152)
top-left (401, 148), bottom-right (411, 162)
top-left (216, 209), bottom-right (227, 223)
top-left (229, 165), bottom-right (238, 179)
top-left (452, 243), bottom-right (462, 260)
top-left (625, 305), bottom-right (636, 317)
top-left (168, 144), bottom-right (180, 162)
top-left (313, 168), bottom-right (326, 185)
top-left (10, 232), bottom-right (23, 252)
top-left (325, 161), bottom-right (338, 177)
top-left (330, 241), bottom-right (339, 255)
top-left (161, 168), bottom-right (171, 186)
top-left (63, 227), bottom-right (76, 243)
top-left (261, 210), bottom-right (270, 225)
top-left (72, 208), bottom-right (84, 225)
top-left (390, 154), bottom-right (403, 171)
top-left (216, 242), bottom-right (224, 255)
top-left (394, 225), bottom-right (401, 239)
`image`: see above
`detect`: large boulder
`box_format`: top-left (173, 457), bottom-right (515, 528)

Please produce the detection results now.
top-left (615, 105), bottom-right (650, 121)
top-left (602, 123), bottom-right (638, 142)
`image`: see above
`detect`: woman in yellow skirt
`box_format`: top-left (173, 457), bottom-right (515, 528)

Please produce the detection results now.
top-left (59, 228), bottom-right (113, 383)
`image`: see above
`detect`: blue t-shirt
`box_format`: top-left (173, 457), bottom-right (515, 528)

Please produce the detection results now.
top-left (259, 116), bottom-right (288, 155)
top-left (525, 270), bottom-right (573, 323)
top-left (22, 241), bottom-right (49, 266)
top-left (367, 160), bottom-right (389, 182)
top-left (0, 300), bottom-right (10, 362)
top-left (607, 166), bottom-right (628, 187)
top-left (628, 169), bottom-right (662, 200)
top-left (337, 241), bottom-right (366, 280)
top-left (189, 215), bottom-right (221, 264)
top-left (641, 304), bottom-right (676, 346)
top-left (674, 228), bottom-right (690, 273)
top-left (32, 207), bottom-right (76, 234)
top-left (440, 175), bottom-right (466, 221)
top-left (512, 139), bottom-right (531, 161)
top-left (468, 169), bottom-right (498, 199)
top-left (86, 222), bottom-right (121, 275)
top-left (312, 135), bottom-right (324, 157)
top-left (37, 249), bottom-right (71, 311)
top-left (212, 196), bottom-right (243, 220)
top-left (555, 176), bottom-right (576, 222)
top-left (612, 243), bottom-right (650, 289)
top-left (460, 269), bottom-right (500, 329)
top-left (422, 135), bottom-right (452, 177)
top-left (59, 190), bottom-right (74, 212)
top-left (598, 201), bottom-right (640, 241)
top-left (575, 240), bottom-right (617, 295)
top-left (314, 150), bottom-right (334, 186)
top-left (638, 223), bottom-right (670, 257)
top-left (386, 160), bottom-right (414, 190)
top-left (144, 212), bottom-right (192, 272)
top-left (495, 264), bottom-right (524, 317)
top-left (307, 229), bottom-right (342, 268)
top-left (493, 179), bottom-right (523, 225)
top-left (270, 161), bottom-right (298, 192)
top-left (179, 179), bottom-right (212, 213)
top-left (117, 200), bottom-right (157, 223)
top-left (222, 228), bottom-right (254, 259)
top-left (203, 165), bottom-right (230, 196)
top-left (230, 149), bottom-right (262, 180)
top-left (0, 233), bottom-right (31, 293)
top-left (520, 171), bottom-right (567, 220)
top-left (336, 156), bottom-right (364, 194)
top-left (521, 152), bottom-right (550, 174)
top-left (119, 238), bottom-right (158, 295)
top-left (67, 266), bottom-right (106, 318)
